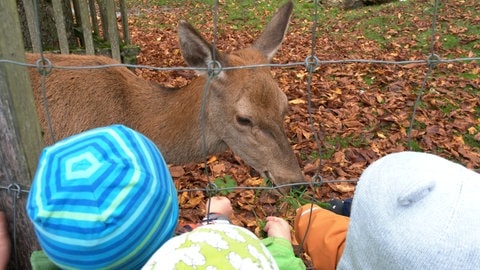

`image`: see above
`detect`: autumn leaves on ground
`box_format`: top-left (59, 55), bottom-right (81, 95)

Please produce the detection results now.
top-left (127, 0), bottom-right (479, 246)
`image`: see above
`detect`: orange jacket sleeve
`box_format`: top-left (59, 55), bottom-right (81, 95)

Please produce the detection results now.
top-left (294, 204), bottom-right (349, 270)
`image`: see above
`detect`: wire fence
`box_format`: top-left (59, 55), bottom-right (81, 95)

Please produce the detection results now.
top-left (1, 0), bottom-right (479, 268)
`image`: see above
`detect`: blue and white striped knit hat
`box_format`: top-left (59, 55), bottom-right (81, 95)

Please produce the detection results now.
top-left (27, 125), bottom-right (179, 269)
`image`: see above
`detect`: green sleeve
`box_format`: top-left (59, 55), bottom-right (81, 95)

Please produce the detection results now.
top-left (30, 250), bottom-right (61, 270)
top-left (262, 237), bottom-right (306, 270)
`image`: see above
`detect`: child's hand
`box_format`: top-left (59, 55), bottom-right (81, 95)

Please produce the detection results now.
top-left (263, 216), bottom-right (292, 243)
top-left (206, 196), bottom-right (233, 217)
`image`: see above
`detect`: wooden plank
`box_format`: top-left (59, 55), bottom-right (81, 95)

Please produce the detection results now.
top-left (78, 0), bottom-right (95, 55)
top-left (21, 0), bottom-right (41, 53)
top-left (52, 0), bottom-right (70, 54)
top-left (119, 0), bottom-right (131, 45)
top-left (97, 0), bottom-right (108, 45)
top-left (103, 0), bottom-right (121, 61)
top-left (0, 0), bottom-right (45, 268)
top-left (0, 0), bottom-right (44, 192)
top-left (89, 0), bottom-right (99, 35)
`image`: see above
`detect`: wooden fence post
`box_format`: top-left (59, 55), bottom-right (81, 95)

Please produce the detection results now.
top-left (119, 0), bottom-right (131, 45)
top-left (52, 0), bottom-right (70, 54)
top-left (104, 0), bottom-right (121, 61)
top-left (78, 0), bottom-right (95, 54)
top-left (0, 0), bottom-right (45, 269)
top-left (21, 0), bottom-right (41, 53)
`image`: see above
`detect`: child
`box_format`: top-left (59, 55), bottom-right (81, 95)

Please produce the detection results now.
top-left (26, 125), bottom-right (179, 269)
top-left (174, 196), bottom-right (234, 235)
top-left (145, 195), bottom-right (306, 270)
top-left (295, 151), bottom-right (480, 270)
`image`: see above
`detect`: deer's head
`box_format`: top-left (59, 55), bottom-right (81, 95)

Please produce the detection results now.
top-left (178, 1), bottom-right (304, 189)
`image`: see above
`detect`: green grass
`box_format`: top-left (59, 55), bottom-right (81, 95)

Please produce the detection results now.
top-left (300, 150), bottom-right (320, 161)
top-left (362, 16), bottom-right (395, 47)
top-left (280, 187), bottom-right (330, 210)
top-left (439, 9), bottom-right (480, 55)
top-left (363, 75), bottom-right (375, 86)
top-left (127, 0), bottom-right (307, 31)
top-left (406, 139), bottom-right (422, 151)
top-left (465, 83), bottom-right (480, 96)
top-left (213, 175), bottom-right (237, 195)
top-left (460, 72), bottom-right (479, 80)
top-left (441, 34), bottom-right (461, 50)
top-left (439, 101), bottom-right (459, 115)
top-left (412, 30), bottom-right (432, 53)
top-left (224, 1), bottom-right (279, 30)
top-left (316, 134), bottom-right (369, 160)
top-left (412, 119), bottom-right (427, 130)
top-left (464, 126), bottom-right (480, 150)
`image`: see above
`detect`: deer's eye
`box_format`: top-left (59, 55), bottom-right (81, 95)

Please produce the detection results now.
top-left (236, 116), bottom-right (252, 127)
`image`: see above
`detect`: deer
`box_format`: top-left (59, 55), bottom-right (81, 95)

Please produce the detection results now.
top-left (26, 1), bottom-right (304, 189)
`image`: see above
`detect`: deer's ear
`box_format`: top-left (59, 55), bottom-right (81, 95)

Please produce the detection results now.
top-left (252, 1), bottom-right (293, 61)
top-left (178, 21), bottom-right (225, 77)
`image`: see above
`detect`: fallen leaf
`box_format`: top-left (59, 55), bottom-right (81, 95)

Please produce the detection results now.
top-left (169, 166), bottom-right (185, 178)
top-left (327, 183), bottom-right (356, 193)
top-left (212, 163), bottom-right (226, 174)
top-left (289, 98), bottom-right (306, 105)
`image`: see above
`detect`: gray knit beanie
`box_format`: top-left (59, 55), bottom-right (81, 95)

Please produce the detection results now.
top-left (338, 151), bottom-right (480, 270)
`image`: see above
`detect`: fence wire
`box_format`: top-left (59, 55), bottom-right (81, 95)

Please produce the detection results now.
top-left (1, 0), bottom-right (479, 269)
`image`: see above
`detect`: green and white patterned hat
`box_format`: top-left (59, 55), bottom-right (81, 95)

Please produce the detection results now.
top-left (143, 224), bottom-right (279, 270)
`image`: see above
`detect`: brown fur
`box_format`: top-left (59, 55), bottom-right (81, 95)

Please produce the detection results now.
top-left (27, 1), bottom-right (304, 187)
